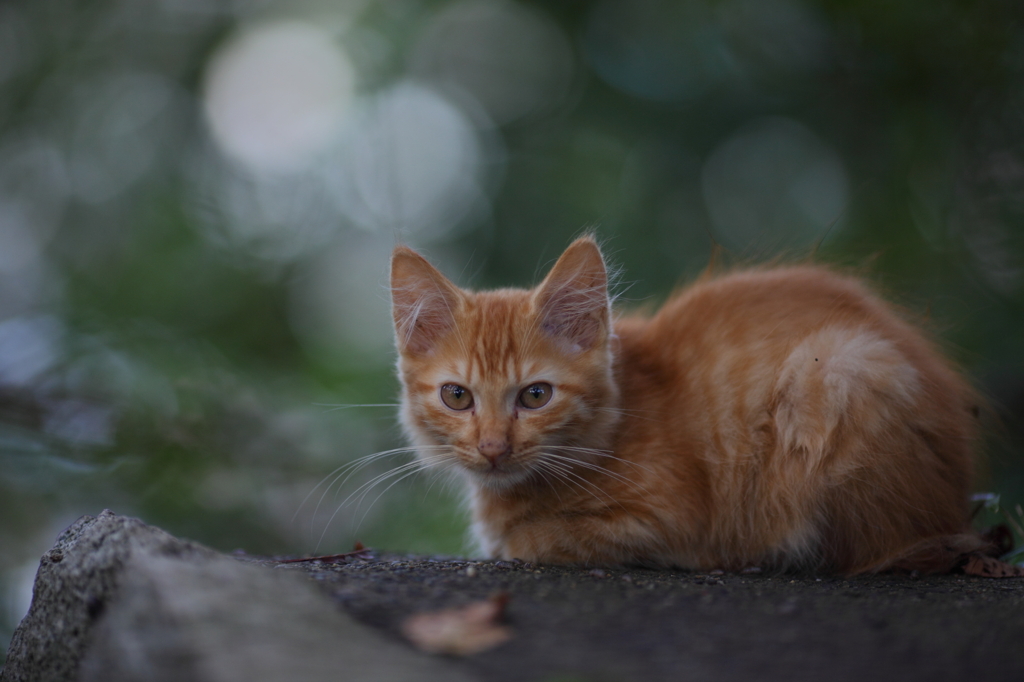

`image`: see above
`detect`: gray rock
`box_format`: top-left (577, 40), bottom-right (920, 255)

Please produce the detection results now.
top-left (1, 510), bottom-right (470, 682)
top-left (12, 509), bottom-right (1024, 682)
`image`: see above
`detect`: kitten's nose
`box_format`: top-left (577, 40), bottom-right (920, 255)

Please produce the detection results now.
top-left (478, 440), bottom-right (511, 466)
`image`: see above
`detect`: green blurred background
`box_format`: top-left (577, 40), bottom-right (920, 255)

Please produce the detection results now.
top-left (3, 0), bottom-right (1024, 658)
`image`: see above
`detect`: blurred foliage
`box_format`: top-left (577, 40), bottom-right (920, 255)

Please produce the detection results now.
top-left (3, 0), bottom-right (1024, 658)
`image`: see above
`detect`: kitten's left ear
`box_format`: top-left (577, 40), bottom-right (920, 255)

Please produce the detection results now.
top-left (534, 236), bottom-right (610, 352)
top-left (391, 246), bottom-right (464, 354)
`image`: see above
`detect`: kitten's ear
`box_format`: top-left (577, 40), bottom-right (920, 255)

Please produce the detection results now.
top-left (391, 246), bottom-right (464, 354)
top-left (534, 237), bottom-right (610, 352)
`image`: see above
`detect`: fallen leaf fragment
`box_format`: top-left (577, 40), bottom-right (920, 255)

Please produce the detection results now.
top-left (401, 593), bottom-right (512, 656)
top-left (961, 553), bottom-right (1024, 578)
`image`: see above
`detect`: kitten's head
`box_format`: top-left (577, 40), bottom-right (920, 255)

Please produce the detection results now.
top-left (391, 237), bottom-right (619, 490)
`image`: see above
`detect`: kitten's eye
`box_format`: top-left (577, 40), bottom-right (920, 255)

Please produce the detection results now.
top-left (519, 383), bottom-right (553, 409)
top-left (440, 384), bottom-right (473, 410)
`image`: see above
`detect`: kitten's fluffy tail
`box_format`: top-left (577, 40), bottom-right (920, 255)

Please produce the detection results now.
top-left (861, 532), bottom-right (1024, 577)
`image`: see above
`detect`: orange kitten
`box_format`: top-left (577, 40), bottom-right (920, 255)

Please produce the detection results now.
top-left (391, 236), bottom-right (998, 574)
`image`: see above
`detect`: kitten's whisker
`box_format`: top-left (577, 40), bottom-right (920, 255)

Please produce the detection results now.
top-left (340, 462), bottom-right (425, 512)
top-left (315, 453), bottom-right (451, 552)
top-left (331, 446), bottom-right (449, 500)
top-left (531, 462), bottom-right (567, 503)
top-left (538, 466), bottom-right (574, 504)
top-left (539, 455), bottom-right (622, 507)
top-left (594, 407), bottom-right (660, 423)
top-left (540, 452), bottom-right (651, 497)
top-left (304, 446), bottom-right (448, 536)
top-left (421, 466), bottom-right (445, 502)
top-left (548, 445), bottom-right (613, 453)
top-left (315, 461), bottom-right (424, 551)
top-left (440, 468), bottom-right (465, 499)
top-left (294, 446), bottom-right (431, 525)
top-left (355, 460), bottom-right (451, 531)
top-left (318, 450), bottom-right (413, 509)
top-left (595, 406), bottom-right (659, 417)
top-left (544, 444), bottom-right (638, 475)
top-left (536, 459), bottom-right (590, 501)
top-left (569, 462), bottom-right (650, 497)
top-left (546, 445), bottom-right (657, 475)
top-left (293, 462), bottom-right (353, 527)
top-left (536, 454), bottom-right (647, 501)
top-left (538, 460), bottom-right (612, 508)
top-left (415, 454), bottom-right (465, 504)
top-left (349, 455), bottom-right (457, 532)
top-left (342, 457), bottom-right (443, 509)
top-left (540, 456), bottom-right (611, 498)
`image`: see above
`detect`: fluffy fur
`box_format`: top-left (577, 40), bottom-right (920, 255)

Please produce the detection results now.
top-left (391, 237), bottom-right (987, 573)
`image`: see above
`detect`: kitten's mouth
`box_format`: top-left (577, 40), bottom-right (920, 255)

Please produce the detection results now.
top-left (478, 460), bottom-right (515, 476)
top-left (464, 457), bottom-right (533, 488)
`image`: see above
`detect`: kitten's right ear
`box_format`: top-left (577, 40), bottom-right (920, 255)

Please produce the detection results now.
top-left (534, 236), bottom-right (610, 352)
top-left (390, 246), bottom-right (463, 354)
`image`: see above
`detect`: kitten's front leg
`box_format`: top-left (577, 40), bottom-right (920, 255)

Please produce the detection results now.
top-left (469, 517), bottom-right (504, 559)
top-left (471, 512), bottom-right (587, 563)
top-left (475, 506), bottom-right (666, 567)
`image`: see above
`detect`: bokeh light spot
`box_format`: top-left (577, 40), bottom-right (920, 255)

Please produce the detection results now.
top-left (331, 81), bottom-right (491, 239)
top-left (202, 21), bottom-right (356, 174)
top-left (701, 117), bottom-right (848, 251)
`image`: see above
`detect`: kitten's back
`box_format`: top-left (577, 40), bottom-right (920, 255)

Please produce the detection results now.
top-left (612, 266), bottom-right (976, 572)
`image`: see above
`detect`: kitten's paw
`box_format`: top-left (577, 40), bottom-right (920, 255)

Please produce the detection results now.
top-left (959, 553), bottom-right (1024, 578)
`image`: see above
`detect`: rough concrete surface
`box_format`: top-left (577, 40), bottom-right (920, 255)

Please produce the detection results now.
top-left (1, 510), bottom-right (218, 682)
top-left (4, 511), bottom-right (1024, 682)
top-left (1, 511), bottom-right (468, 682)
top-left (273, 554), bottom-right (1024, 682)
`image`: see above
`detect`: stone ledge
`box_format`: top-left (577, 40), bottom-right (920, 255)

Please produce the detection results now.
top-left (5, 511), bottom-right (1024, 682)
top-left (0, 511), bottom-right (468, 682)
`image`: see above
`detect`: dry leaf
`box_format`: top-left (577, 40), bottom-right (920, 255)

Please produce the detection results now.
top-left (401, 593), bottom-right (512, 656)
top-left (961, 553), bottom-right (1024, 578)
